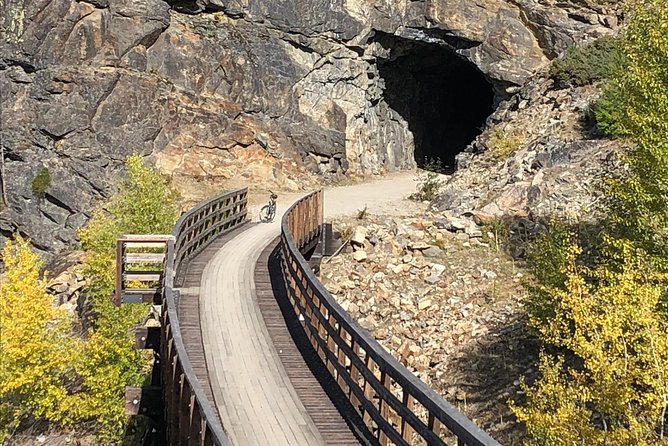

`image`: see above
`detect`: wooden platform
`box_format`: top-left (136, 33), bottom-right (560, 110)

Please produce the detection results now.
top-left (174, 223), bottom-right (252, 428)
top-left (255, 240), bottom-right (366, 446)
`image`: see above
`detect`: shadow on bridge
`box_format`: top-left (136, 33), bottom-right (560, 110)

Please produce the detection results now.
top-left (259, 242), bottom-right (375, 445)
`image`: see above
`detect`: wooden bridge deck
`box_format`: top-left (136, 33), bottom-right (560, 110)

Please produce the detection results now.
top-left (255, 240), bottom-right (366, 446)
top-left (174, 175), bottom-right (421, 446)
top-left (174, 223), bottom-right (252, 426)
top-left (192, 210), bottom-right (361, 446)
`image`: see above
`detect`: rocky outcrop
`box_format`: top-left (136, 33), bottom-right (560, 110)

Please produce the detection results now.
top-left (0, 0), bottom-right (618, 255)
top-left (431, 73), bottom-right (623, 223)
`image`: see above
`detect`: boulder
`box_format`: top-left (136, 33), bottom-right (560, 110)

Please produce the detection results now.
top-left (352, 250), bottom-right (368, 262)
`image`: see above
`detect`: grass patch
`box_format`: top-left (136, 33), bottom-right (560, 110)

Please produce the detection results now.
top-left (31, 166), bottom-right (51, 198)
top-left (486, 129), bottom-right (524, 160)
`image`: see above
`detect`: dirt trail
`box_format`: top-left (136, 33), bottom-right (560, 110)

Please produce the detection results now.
top-left (198, 172), bottom-right (418, 446)
top-left (246, 172), bottom-right (422, 221)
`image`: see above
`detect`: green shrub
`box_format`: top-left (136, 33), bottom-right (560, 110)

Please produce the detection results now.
top-left (31, 166), bottom-right (51, 198)
top-left (410, 158), bottom-right (445, 201)
top-left (75, 154), bottom-right (179, 442)
top-left (486, 129), bottom-right (524, 159)
top-left (549, 36), bottom-right (623, 89)
top-left (593, 81), bottom-right (629, 138)
top-left (603, 0), bottom-right (668, 269)
top-left (523, 222), bottom-right (572, 327)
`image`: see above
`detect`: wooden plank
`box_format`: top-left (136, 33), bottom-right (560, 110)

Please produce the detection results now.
top-left (125, 253), bottom-right (166, 263)
top-left (379, 371), bottom-right (392, 445)
top-left (402, 393), bottom-right (416, 442)
top-left (135, 325), bottom-right (161, 350)
top-left (125, 242), bottom-right (169, 250)
top-left (124, 386), bottom-right (162, 419)
top-left (124, 272), bottom-right (162, 282)
top-left (429, 412), bottom-right (443, 439)
top-left (122, 290), bottom-right (159, 305)
top-left (115, 239), bottom-right (123, 306)
top-left (124, 287), bottom-right (159, 294)
top-left (119, 234), bottom-right (173, 241)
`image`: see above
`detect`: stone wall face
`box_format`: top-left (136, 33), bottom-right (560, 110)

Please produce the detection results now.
top-left (0, 0), bottom-right (616, 254)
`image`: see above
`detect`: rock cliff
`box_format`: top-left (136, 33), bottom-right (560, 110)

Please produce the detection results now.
top-left (0, 0), bottom-right (618, 254)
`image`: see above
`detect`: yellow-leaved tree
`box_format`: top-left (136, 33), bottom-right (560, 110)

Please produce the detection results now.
top-left (513, 242), bottom-right (668, 445)
top-left (0, 238), bottom-right (80, 442)
top-left (0, 155), bottom-right (179, 444)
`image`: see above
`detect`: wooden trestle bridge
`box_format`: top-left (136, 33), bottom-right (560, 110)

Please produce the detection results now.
top-left (114, 186), bottom-right (502, 446)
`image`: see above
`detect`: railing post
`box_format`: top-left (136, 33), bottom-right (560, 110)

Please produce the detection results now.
top-left (115, 239), bottom-right (124, 306)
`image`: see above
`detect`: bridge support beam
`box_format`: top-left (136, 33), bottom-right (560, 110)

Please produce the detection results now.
top-left (125, 386), bottom-right (163, 420)
top-left (135, 325), bottom-right (161, 351)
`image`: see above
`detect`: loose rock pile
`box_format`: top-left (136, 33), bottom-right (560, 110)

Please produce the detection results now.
top-left (45, 254), bottom-right (87, 318)
top-left (321, 211), bottom-right (536, 443)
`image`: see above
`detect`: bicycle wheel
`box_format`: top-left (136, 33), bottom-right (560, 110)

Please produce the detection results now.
top-left (260, 205), bottom-right (272, 222)
top-left (267, 206), bottom-right (276, 222)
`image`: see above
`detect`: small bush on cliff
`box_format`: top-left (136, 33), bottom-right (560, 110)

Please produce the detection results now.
top-left (549, 36), bottom-right (622, 89)
top-left (75, 154), bottom-right (179, 442)
top-left (31, 166), bottom-right (51, 198)
top-left (0, 237), bottom-right (80, 442)
top-left (487, 129), bottom-right (524, 160)
top-left (593, 82), bottom-right (629, 138)
top-left (410, 158), bottom-right (444, 201)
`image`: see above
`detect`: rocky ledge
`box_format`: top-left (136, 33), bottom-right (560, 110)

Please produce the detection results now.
top-left (435, 73), bottom-right (624, 224)
top-left (1, 0), bottom-right (618, 256)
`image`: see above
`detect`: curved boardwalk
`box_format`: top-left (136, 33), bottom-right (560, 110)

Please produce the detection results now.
top-left (197, 174), bottom-right (417, 445)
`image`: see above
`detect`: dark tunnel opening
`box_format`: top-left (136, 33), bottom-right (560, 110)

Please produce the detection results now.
top-left (375, 33), bottom-right (496, 172)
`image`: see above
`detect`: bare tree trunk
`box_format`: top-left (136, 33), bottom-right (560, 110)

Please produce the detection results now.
top-left (0, 145), bottom-right (7, 208)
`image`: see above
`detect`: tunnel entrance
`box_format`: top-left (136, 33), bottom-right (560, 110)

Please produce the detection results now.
top-left (375, 33), bottom-right (495, 172)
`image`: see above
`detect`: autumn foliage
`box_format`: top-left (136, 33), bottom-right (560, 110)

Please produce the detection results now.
top-left (0, 155), bottom-right (179, 443)
top-left (515, 0), bottom-right (668, 444)
top-left (0, 238), bottom-right (80, 442)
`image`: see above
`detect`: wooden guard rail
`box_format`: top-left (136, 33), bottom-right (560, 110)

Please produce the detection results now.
top-left (172, 188), bottom-right (248, 282)
top-left (279, 191), bottom-right (501, 446)
top-left (114, 188), bottom-right (247, 445)
top-left (115, 235), bottom-right (172, 306)
top-left (160, 187), bottom-right (247, 445)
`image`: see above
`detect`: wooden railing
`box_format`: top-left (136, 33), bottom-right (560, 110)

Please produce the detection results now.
top-left (161, 187), bottom-right (248, 445)
top-left (173, 189), bottom-right (248, 283)
top-left (279, 191), bottom-right (501, 446)
top-left (114, 235), bottom-right (171, 306)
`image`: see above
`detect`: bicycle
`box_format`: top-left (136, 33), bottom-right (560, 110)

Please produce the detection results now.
top-left (259, 191), bottom-right (278, 222)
